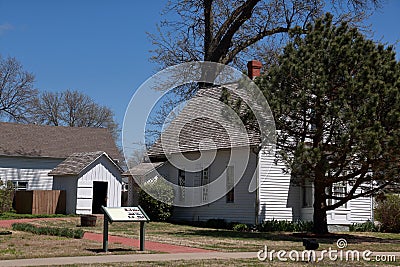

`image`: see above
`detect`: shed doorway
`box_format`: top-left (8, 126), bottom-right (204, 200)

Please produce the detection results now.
top-left (92, 182), bottom-right (108, 214)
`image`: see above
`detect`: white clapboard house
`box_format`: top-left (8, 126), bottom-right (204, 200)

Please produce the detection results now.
top-left (126, 61), bottom-right (374, 229)
top-left (0, 122), bottom-right (123, 214)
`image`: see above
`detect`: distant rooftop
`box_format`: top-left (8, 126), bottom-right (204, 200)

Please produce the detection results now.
top-left (0, 122), bottom-right (121, 160)
top-left (122, 162), bottom-right (164, 177)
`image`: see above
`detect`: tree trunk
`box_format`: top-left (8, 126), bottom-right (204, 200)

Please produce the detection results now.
top-left (312, 185), bottom-right (329, 234)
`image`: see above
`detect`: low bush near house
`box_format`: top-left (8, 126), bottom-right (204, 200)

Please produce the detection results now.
top-left (374, 194), bottom-right (400, 233)
top-left (232, 223), bottom-right (249, 232)
top-left (292, 220), bottom-right (314, 232)
top-left (139, 178), bottom-right (174, 221)
top-left (257, 219), bottom-right (313, 232)
top-left (0, 181), bottom-right (14, 214)
top-left (349, 221), bottom-right (378, 232)
top-left (12, 223), bottom-right (84, 239)
top-left (175, 218), bottom-right (313, 232)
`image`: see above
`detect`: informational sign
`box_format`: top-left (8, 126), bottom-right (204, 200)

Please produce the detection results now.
top-left (101, 206), bottom-right (150, 252)
top-left (102, 206), bottom-right (149, 222)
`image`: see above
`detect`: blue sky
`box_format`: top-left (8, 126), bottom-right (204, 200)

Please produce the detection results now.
top-left (1, 0), bottom-right (399, 143)
top-left (0, 0), bottom-right (164, 131)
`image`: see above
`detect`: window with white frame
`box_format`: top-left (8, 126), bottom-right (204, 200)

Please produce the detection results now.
top-left (329, 181), bottom-right (347, 208)
top-left (226, 166), bottom-right (234, 203)
top-left (178, 169), bottom-right (185, 201)
top-left (12, 181), bottom-right (28, 191)
top-left (201, 167), bottom-right (209, 202)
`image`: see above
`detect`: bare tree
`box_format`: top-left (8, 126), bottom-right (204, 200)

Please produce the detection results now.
top-left (126, 142), bottom-right (149, 168)
top-left (147, 0), bottom-right (382, 139)
top-left (30, 90), bottom-right (119, 139)
top-left (0, 55), bottom-right (120, 143)
top-left (150, 0), bottom-right (381, 70)
top-left (0, 56), bottom-right (37, 122)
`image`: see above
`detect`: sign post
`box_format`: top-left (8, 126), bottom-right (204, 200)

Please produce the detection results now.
top-left (103, 215), bottom-right (109, 252)
top-left (101, 206), bottom-right (150, 252)
top-left (140, 221), bottom-right (145, 251)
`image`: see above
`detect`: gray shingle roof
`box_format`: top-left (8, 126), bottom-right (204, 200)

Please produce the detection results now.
top-left (122, 162), bottom-right (164, 177)
top-left (0, 122), bottom-right (121, 160)
top-left (147, 85), bottom-right (261, 157)
top-left (48, 151), bottom-right (122, 176)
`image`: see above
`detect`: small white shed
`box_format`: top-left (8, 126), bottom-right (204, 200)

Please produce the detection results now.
top-left (50, 151), bottom-right (123, 214)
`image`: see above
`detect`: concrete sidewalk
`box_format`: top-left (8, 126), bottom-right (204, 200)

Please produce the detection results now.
top-left (0, 251), bottom-right (399, 267)
top-left (0, 252), bottom-right (257, 266)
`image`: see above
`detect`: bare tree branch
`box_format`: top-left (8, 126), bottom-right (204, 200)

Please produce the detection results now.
top-left (0, 56), bottom-right (37, 122)
top-left (30, 90), bottom-right (119, 141)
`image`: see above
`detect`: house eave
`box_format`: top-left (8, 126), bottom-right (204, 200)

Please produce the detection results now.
top-left (148, 144), bottom-right (260, 159)
top-left (0, 154), bottom-right (66, 160)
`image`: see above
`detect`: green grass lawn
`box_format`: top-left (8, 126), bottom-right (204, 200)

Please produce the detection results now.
top-left (0, 212), bottom-right (72, 220)
top-left (28, 217), bottom-right (400, 253)
top-left (1, 216), bottom-right (399, 264)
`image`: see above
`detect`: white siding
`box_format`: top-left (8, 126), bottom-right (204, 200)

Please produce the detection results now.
top-left (348, 187), bottom-right (373, 223)
top-left (156, 145), bottom-right (374, 225)
top-left (52, 155), bottom-right (122, 215)
top-left (301, 197), bottom-right (372, 225)
top-left (0, 156), bottom-right (62, 190)
top-left (167, 148), bottom-right (257, 224)
top-left (76, 156), bottom-right (122, 214)
top-left (258, 148), bottom-right (297, 222)
top-left (257, 149), bottom-right (373, 225)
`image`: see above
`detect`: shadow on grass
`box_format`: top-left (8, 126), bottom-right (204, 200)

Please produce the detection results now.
top-left (87, 248), bottom-right (138, 253)
top-left (176, 229), bottom-right (400, 245)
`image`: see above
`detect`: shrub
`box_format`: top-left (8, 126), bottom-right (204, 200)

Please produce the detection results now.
top-left (232, 223), bottom-right (249, 232)
top-left (349, 221), bottom-right (378, 232)
top-left (139, 178), bottom-right (174, 221)
top-left (0, 181), bottom-right (14, 214)
top-left (292, 220), bottom-right (314, 232)
top-left (374, 194), bottom-right (400, 233)
top-left (257, 219), bottom-right (313, 232)
top-left (11, 223), bottom-right (84, 238)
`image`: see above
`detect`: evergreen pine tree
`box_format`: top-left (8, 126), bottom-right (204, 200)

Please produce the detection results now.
top-left (257, 13), bottom-right (400, 234)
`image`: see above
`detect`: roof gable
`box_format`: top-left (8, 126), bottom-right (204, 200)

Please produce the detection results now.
top-left (48, 151), bottom-right (122, 176)
top-left (0, 122), bottom-right (121, 160)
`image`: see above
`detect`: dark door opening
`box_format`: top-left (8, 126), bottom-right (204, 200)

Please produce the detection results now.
top-left (92, 182), bottom-right (108, 214)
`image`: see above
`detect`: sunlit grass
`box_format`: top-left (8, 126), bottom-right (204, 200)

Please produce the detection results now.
top-left (30, 217), bottom-right (400, 252)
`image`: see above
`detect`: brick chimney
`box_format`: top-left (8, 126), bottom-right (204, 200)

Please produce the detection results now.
top-left (247, 60), bottom-right (262, 79)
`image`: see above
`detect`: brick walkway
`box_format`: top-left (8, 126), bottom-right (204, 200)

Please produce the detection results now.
top-left (0, 218), bottom-right (213, 253)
